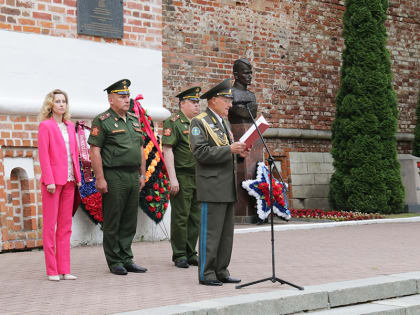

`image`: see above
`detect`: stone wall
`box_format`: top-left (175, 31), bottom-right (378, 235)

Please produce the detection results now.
top-left (289, 152), bottom-right (334, 210)
top-left (0, 0), bottom-right (162, 49)
top-left (0, 115), bottom-right (42, 251)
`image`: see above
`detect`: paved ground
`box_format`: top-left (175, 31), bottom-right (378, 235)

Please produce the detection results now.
top-left (1, 222), bottom-right (420, 314)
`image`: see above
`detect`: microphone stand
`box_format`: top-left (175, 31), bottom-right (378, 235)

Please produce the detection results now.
top-left (236, 104), bottom-right (303, 291)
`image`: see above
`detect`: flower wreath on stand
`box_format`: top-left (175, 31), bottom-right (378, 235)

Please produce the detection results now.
top-left (242, 161), bottom-right (291, 221)
top-left (131, 95), bottom-right (170, 224)
top-left (73, 95), bottom-right (170, 226)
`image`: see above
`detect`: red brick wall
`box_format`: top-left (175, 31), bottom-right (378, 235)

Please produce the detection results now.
top-left (0, 0), bottom-right (162, 49)
top-left (0, 115), bottom-right (42, 251)
top-left (162, 0), bottom-right (420, 145)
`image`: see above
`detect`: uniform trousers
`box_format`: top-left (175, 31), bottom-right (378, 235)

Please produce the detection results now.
top-left (198, 202), bottom-right (234, 281)
top-left (102, 168), bottom-right (139, 269)
top-left (170, 173), bottom-right (200, 262)
top-left (41, 181), bottom-right (75, 276)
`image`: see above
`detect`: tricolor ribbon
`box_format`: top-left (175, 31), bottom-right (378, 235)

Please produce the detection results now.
top-left (76, 121), bottom-right (93, 183)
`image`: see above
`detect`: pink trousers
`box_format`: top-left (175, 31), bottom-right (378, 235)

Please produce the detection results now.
top-left (41, 181), bottom-right (75, 276)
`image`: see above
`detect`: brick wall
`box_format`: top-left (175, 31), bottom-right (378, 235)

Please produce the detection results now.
top-left (0, 115), bottom-right (42, 251)
top-left (0, 0), bottom-right (162, 49)
top-left (162, 0), bottom-right (420, 140)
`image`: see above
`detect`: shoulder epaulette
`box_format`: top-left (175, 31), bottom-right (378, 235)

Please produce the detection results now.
top-left (195, 112), bottom-right (207, 120)
top-left (171, 114), bottom-right (180, 122)
top-left (128, 112), bottom-right (138, 118)
top-left (99, 112), bottom-right (111, 121)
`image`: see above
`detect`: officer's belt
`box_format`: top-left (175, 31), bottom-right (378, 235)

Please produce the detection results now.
top-left (103, 166), bottom-right (139, 172)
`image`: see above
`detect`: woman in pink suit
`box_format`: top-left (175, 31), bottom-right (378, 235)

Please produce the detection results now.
top-left (38, 89), bottom-right (81, 281)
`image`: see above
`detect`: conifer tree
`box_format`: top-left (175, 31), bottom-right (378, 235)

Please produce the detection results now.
top-left (412, 92), bottom-right (420, 157)
top-left (329, 0), bottom-right (405, 214)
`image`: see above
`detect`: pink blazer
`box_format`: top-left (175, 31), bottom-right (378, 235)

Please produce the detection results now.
top-left (38, 118), bottom-right (81, 186)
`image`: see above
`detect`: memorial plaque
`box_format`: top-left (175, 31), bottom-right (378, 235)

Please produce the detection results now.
top-left (77, 0), bottom-right (123, 39)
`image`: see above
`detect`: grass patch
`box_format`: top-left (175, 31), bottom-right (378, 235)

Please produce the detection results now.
top-left (383, 213), bottom-right (420, 219)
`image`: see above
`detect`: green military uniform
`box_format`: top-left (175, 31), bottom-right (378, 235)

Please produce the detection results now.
top-left (88, 80), bottom-right (144, 271)
top-left (163, 109), bottom-right (201, 264)
top-left (189, 79), bottom-right (239, 285)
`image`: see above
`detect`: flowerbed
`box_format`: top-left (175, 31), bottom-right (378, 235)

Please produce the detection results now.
top-left (290, 208), bottom-right (384, 221)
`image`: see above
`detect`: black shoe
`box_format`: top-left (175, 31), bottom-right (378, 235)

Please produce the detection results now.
top-left (219, 276), bottom-right (241, 283)
top-left (175, 259), bottom-right (189, 268)
top-left (199, 279), bottom-right (223, 286)
top-left (125, 263), bottom-right (147, 273)
top-left (187, 257), bottom-right (198, 266)
top-left (110, 265), bottom-right (128, 275)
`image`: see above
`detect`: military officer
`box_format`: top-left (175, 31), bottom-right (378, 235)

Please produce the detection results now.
top-left (88, 79), bottom-right (148, 276)
top-left (189, 78), bottom-right (249, 286)
top-left (162, 87), bottom-right (201, 269)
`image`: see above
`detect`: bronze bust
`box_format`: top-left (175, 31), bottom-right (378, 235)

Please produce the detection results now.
top-left (228, 58), bottom-right (257, 124)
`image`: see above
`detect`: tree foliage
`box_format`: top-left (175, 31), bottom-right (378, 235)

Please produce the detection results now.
top-left (412, 92), bottom-right (420, 157)
top-left (329, 0), bottom-right (405, 214)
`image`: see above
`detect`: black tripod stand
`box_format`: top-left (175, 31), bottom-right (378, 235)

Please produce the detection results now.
top-left (236, 105), bottom-right (304, 291)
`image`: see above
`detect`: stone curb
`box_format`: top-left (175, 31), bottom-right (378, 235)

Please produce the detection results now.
top-left (116, 272), bottom-right (420, 315)
top-left (234, 217), bottom-right (420, 234)
top-left (300, 293), bottom-right (420, 314)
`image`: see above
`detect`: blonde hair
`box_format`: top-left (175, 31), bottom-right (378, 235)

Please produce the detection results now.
top-left (38, 89), bottom-right (71, 121)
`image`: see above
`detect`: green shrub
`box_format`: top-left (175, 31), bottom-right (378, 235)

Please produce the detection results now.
top-left (329, 0), bottom-right (405, 214)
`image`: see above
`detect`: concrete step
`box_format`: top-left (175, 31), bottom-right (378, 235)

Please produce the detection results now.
top-left (301, 294), bottom-right (420, 314)
top-left (117, 272), bottom-right (420, 315)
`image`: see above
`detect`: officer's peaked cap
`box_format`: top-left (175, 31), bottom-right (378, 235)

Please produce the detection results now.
top-left (200, 79), bottom-right (233, 100)
top-left (104, 79), bottom-right (131, 95)
top-left (176, 86), bottom-right (201, 101)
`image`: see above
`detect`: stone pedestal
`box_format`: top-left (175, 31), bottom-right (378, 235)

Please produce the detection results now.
top-left (398, 154), bottom-right (420, 212)
top-left (231, 123), bottom-right (264, 223)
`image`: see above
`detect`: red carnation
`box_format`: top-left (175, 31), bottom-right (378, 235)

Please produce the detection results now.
top-left (164, 203), bottom-right (168, 209)
top-left (163, 179), bottom-right (168, 185)
top-left (149, 206), bottom-right (156, 212)
top-left (156, 212), bottom-right (162, 219)
top-left (166, 194), bottom-right (170, 200)
top-left (159, 187), bottom-right (165, 194)
top-left (155, 195), bottom-right (161, 202)
top-left (153, 183), bottom-right (159, 190)
top-left (158, 172), bottom-right (163, 179)
top-left (146, 195), bottom-right (153, 202)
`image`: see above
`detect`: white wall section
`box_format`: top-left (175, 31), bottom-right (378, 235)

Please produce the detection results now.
top-left (0, 30), bottom-right (169, 120)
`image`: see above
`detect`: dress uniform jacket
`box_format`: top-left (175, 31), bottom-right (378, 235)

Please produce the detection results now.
top-left (190, 108), bottom-right (237, 203)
